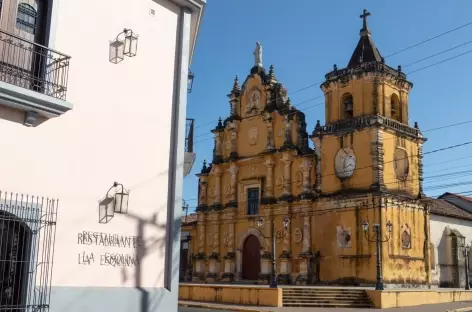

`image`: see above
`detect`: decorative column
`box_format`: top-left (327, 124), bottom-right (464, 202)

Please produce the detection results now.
top-left (212, 118), bottom-right (224, 164)
top-left (281, 152), bottom-right (293, 201)
top-left (297, 211), bottom-right (313, 285)
top-left (264, 112), bottom-right (275, 152)
top-left (263, 156), bottom-right (275, 203)
top-left (207, 212), bottom-right (220, 282)
top-left (227, 163), bottom-right (238, 208)
top-left (300, 158), bottom-right (313, 199)
top-left (311, 120), bottom-right (322, 196)
top-left (279, 218), bottom-right (292, 285)
top-left (193, 213), bottom-right (206, 282)
top-left (228, 76), bottom-right (241, 118)
top-left (221, 211), bottom-right (236, 283)
top-left (415, 122), bottom-right (425, 197)
top-left (213, 166), bottom-right (222, 210)
top-left (228, 122), bottom-right (239, 161)
top-left (282, 114), bottom-right (294, 150)
top-left (197, 166), bottom-right (209, 211)
top-left (370, 125), bottom-right (385, 191)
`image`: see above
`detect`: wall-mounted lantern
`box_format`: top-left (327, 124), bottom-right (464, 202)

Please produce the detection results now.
top-left (109, 29), bottom-right (139, 64)
top-left (99, 182), bottom-right (130, 224)
top-left (187, 70), bottom-right (194, 93)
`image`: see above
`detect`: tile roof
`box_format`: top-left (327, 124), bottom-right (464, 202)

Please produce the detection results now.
top-left (182, 213), bottom-right (197, 225)
top-left (429, 198), bottom-right (472, 221)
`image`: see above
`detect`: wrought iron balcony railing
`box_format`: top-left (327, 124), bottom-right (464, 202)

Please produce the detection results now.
top-left (0, 29), bottom-right (71, 100)
top-left (185, 118), bottom-right (194, 153)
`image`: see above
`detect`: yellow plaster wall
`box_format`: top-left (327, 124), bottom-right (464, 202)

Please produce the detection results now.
top-left (179, 284), bottom-right (282, 307)
top-left (382, 204), bottom-right (428, 284)
top-left (324, 78), bottom-right (410, 124)
top-left (382, 131), bottom-right (420, 196)
top-left (324, 78), bottom-right (375, 124)
top-left (237, 118), bottom-right (267, 157)
top-left (313, 196), bottom-right (378, 283)
top-left (320, 130), bottom-right (374, 194)
top-left (366, 289), bottom-right (472, 309)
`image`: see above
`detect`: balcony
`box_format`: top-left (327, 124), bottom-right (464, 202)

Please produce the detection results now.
top-left (184, 118), bottom-right (195, 176)
top-left (0, 29), bottom-right (72, 127)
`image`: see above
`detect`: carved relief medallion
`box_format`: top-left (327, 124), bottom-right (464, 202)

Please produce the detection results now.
top-left (223, 184), bottom-right (231, 197)
top-left (250, 89), bottom-right (261, 109)
top-left (401, 224), bottom-right (411, 249)
top-left (293, 228), bottom-right (303, 243)
top-left (336, 226), bottom-right (352, 248)
top-left (276, 229), bottom-right (284, 243)
top-left (223, 232), bottom-right (229, 247)
top-left (209, 185), bottom-right (216, 198)
top-left (248, 127), bottom-right (258, 145)
top-left (334, 148), bottom-right (356, 179)
top-left (275, 176), bottom-right (284, 190)
top-left (394, 148), bottom-right (409, 181)
top-left (225, 137), bottom-right (232, 150)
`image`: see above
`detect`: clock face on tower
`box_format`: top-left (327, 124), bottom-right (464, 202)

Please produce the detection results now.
top-left (334, 148), bottom-right (357, 179)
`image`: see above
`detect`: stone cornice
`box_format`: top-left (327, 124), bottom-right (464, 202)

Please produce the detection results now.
top-left (321, 61), bottom-right (412, 92)
top-left (311, 115), bottom-right (426, 142)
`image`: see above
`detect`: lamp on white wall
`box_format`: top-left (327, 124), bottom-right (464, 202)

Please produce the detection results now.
top-left (109, 29), bottom-right (139, 64)
top-left (98, 182), bottom-right (130, 224)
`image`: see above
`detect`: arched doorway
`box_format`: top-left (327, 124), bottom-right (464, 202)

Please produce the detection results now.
top-left (242, 235), bottom-right (261, 280)
top-left (0, 211), bottom-right (32, 308)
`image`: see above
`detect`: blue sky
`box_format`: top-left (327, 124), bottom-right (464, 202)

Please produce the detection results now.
top-left (184, 0), bottom-right (472, 212)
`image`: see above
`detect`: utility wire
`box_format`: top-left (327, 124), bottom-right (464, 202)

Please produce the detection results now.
top-left (193, 22), bottom-right (472, 133)
top-left (385, 20), bottom-right (472, 58)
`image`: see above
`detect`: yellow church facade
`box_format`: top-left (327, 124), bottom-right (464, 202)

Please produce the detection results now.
top-left (182, 10), bottom-right (431, 288)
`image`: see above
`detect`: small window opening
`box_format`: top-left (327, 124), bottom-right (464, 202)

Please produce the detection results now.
top-left (16, 3), bottom-right (37, 35)
top-left (342, 93), bottom-right (354, 119)
top-left (391, 94), bottom-right (402, 122)
top-left (247, 188), bottom-right (259, 215)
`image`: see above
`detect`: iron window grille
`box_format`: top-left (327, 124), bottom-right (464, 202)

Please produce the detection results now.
top-left (0, 191), bottom-right (58, 312)
top-left (247, 188), bottom-right (259, 215)
top-left (16, 3), bottom-right (37, 35)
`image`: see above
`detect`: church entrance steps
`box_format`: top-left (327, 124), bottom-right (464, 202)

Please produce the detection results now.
top-left (282, 288), bottom-right (374, 308)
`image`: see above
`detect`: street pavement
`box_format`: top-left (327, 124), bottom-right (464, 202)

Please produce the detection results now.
top-left (178, 301), bottom-right (472, 311)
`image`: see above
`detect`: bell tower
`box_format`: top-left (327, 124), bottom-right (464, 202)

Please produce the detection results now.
top-left (311, 9), bottom-right (426, 198)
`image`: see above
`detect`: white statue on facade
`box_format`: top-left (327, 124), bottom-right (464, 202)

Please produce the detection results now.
top-left (254, 41), bottom-right (262, 67)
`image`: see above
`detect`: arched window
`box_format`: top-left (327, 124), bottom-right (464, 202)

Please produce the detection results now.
top-left (391, 94), bottom-right (402, 122)
top-left (16, 3), bottom-right (37, 35)
top-left (342, 93), bottom-right (353, 119)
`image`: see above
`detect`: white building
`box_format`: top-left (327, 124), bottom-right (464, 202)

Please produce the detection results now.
top-left (0, 0), bottom-right (205, 311)
top-left (430, 194), bottom-right (472, 288)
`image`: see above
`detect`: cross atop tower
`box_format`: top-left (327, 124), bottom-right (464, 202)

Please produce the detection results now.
top-left (360, 9), bottom-right (371, 32)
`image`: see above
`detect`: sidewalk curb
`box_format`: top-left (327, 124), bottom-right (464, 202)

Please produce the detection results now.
top-left (446, 308), bottom-right (472, 312)
top-left (178, 301), bottom-right (273, 312)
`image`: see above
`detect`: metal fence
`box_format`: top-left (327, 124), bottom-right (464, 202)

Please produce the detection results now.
top-left (0, 29), bottom-right (71, 100)
top-left (185, 118), bottom-right (194, 153)
top-left (0, 191), bottom-right (58, 312)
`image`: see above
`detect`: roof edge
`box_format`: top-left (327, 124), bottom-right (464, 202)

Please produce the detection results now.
top-left (167, 0), bottom-right (206, 65)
